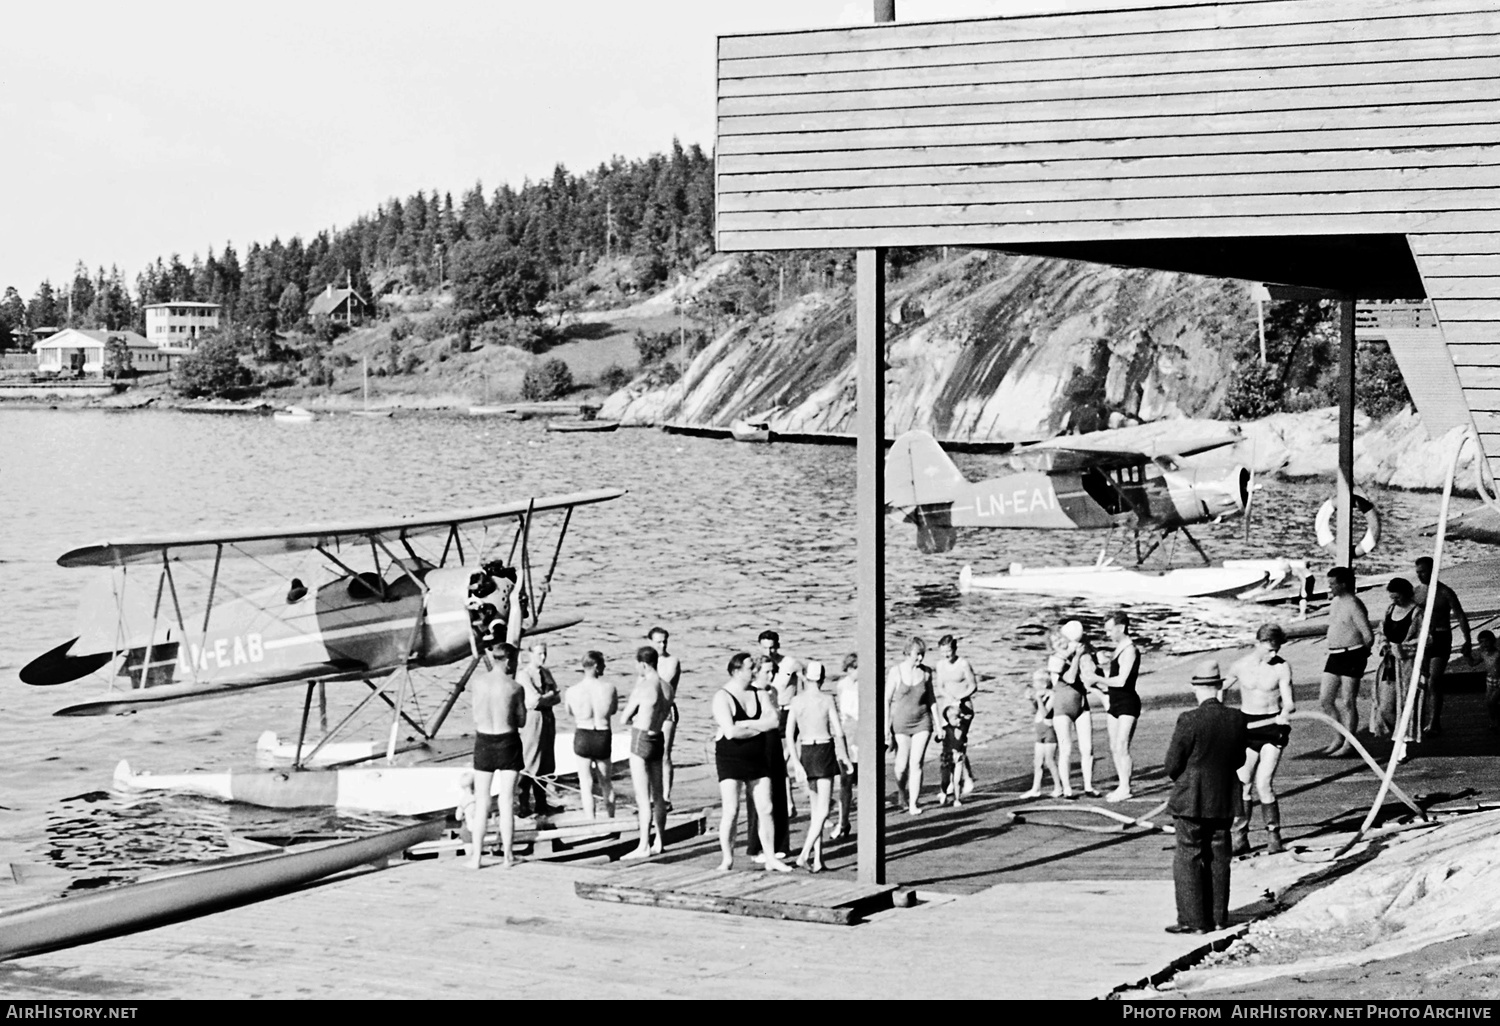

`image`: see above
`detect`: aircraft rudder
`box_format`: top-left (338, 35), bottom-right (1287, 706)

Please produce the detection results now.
top-left (885, 430), bottom-right (967, 508)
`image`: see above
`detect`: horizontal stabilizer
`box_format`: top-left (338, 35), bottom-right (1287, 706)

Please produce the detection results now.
top-left (886, 431), bottom-right (967, 508)
top-left (20, 638), bottom-right (114, 686)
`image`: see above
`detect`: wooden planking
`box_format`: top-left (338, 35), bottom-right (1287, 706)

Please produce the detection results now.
top-left (574, 868), bottom-right (898, 925)
top-left (1410, 234), bottom-right (1500, 256)
top-left (717, 101), bottom-right (1500, 156)
top-left (1462, 388), bottom-right (1500, 412)
top-left (721, 147), bottom-right (1500, 196)
top-left (717, 1), bottom-right (1500, 253)
top-left (719, 125), bottom-right (1500, 177)
top-left (720, 21), bottom-right (1500, 89)
top-left (718, 0), bottom-right (1490, 61)
top-left (1419, 254), bottom-right (1500, 274)
top-left (1469, 412), bottom-right (1500, 436)
top-left (1426, 278), bottom-right (1500, 300)
top-left (719, 210), bottom-right (1500, 253)
top-left (721, 167), bottom-right (1499, 214)
top-left (1458, 367), bottom-right (1500, 390)
top-left (720, 190), bottom-right (1500, 234)
top-left (720, 63), bottom-right (1500, 130)
top-left (1432, 298), bottom-right (1500, 321)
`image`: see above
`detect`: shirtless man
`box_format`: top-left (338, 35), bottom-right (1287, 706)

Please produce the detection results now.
top-left (565, 650), bottom-right (618, 820)
top-left (932, 634), bottom-right (978, 805)
top-left (620, 645), bottom-right (670, 859)
top-left (1414, 556), bottom-right (1472, 736)
top-left (648, 626), bottom-right (682, 809)
top-left (1319, 566), bottom-right (1374, 757)
top-left (1223, 623), bottom-right (1294, 855)
top-left (468, 641), bottom-right (527, 869)
top-left (517, 640), bottom-right (563, 817)
top-left (786, 660), bottom-right (853, 872)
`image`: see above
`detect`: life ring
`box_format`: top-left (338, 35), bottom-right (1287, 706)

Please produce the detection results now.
top-left (1315, 490), bottom-right (1382, 556)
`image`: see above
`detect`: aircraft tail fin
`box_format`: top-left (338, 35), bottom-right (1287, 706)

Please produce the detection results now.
top-left (885, 430), bottom-right (968, 508)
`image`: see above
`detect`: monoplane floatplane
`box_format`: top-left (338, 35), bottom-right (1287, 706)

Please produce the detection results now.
top-left (21, 489), bottom-right (626, 815)
top-left (886, 426), bottom-right (1290, 600)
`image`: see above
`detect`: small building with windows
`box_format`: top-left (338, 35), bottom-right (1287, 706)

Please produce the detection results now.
top-left (307, 283), bottom-right (370, 325)
top-left (34, 328), bottom-right (171, 377)
top-left (144, 302), bottom-right (221, 351)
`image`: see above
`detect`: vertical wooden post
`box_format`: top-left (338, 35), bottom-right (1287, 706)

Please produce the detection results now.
top-left (1336, 297), bottom-right (1356, 568)
top-left (852, 0), bottom-right (895, 893)
top-left (856, 252), bottom-right (887, 885)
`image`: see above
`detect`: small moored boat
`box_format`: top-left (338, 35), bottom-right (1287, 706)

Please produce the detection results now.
top-left (273, 405), bottom-right (316, 423)
top-left (730, 419), bottom-right (772, 443)
top-left (546, 419), bottom-right (620, 433)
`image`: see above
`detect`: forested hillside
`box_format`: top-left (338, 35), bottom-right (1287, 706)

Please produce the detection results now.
top-left (0, 140), bottom-right (718, 345)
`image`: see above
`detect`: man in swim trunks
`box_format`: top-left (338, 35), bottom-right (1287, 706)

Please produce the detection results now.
top-left (565, 650), bottom-right (618, 820)
top-left (648, 626), bottom-right (682, 810)
top-left (1319, 566), bottom-right (1374, 757)
top-left (1222, 623), bottom-right (1295, 855)
top-left (468, 640), bottom-right (526, 869)
top-left (518, 640), bottom-right (564, 817)
top-left (1414, 556), bottom-right (1472, 736)
top-left (620, 645), bottom-right (670, 859)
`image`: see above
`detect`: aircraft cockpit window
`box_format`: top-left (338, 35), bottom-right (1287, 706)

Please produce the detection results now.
top-left (1154, 455), bottom-right (1182, 472)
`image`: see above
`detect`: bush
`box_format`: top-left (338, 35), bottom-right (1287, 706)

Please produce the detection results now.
top-left (476, 316), bottom-right (548, 353)
top-left (521, 358), bottom-right (574, 401)
top-left (389, 317), bottom-right (412, 342)
top-left (312, 315), bottom-right (348, 344)
top-left (416, 315), bottom-right (450, 342)
top-left (1223, 361), bottom-right (1281, 420)
top-left (1356, 340), bottom-right (1412, 419)
top-left (634, 329), bottom-right (676, 366)
top-left (599, 364), bottom-right (633, 392)
top-left (174, 336), bottom-right (253, 397)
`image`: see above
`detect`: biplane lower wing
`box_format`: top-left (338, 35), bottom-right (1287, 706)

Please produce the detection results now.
top-left (48, 615), bottom-right (584, 717)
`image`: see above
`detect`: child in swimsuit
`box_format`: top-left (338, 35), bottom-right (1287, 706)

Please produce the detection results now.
top-left (1479, 630), bottom-right (1500, 731)
top-left (1021, 668), bottom-right (1060, 798)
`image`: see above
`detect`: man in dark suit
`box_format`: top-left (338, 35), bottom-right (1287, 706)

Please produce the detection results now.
top-left (1164, 659), bottom-right (1248, 934)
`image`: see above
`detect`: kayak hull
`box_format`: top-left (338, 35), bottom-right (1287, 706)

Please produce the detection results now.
top-left (959, 563), bottom-right (1269, 600)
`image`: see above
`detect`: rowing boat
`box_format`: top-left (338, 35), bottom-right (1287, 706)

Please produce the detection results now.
top-left (546, 419), bottom-right (620, 433)
top-left (0, 817), bottom-right (442, 962)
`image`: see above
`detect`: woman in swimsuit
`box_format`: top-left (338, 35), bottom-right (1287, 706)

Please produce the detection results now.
top-left (712, 652), bottom-right (792, 873)
top-left (1375, 577), bottom-right (1422, 740)
top-left (1048, 621), bottom-right (1099, 798)
top-left (885, 636), bottom-right (935, 815)
top-left (1087, 610), bottom-right (1140, 803)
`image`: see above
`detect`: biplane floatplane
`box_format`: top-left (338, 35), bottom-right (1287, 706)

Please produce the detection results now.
top-left (886, 428), bottom-right (1282, 600)
top-left (20, 489), bottom-right (627, 814)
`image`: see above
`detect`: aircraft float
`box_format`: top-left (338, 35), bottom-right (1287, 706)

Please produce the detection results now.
top-left (21, 490), bottom-right (631, 814)
top-left (885, 426), bottom-right (1298, 600)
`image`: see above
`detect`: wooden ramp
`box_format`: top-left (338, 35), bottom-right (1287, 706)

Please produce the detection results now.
top-left (575, 862), bottom-right (897, 925)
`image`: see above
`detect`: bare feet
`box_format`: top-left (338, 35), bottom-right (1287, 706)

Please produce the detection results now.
top-left (962, 778), bottom-right (975, 797)
top-left (1050, 788), bottom-right (1063, 798)
top-left (763, 856), bottom-right (794, 873)
top-left (621, 845), bottom-right (651, 861)
top-left (649, 840), bottom-right (664, 855)
top-left (809, 861), bottom-right (824, 874)
top-left (1106, 789), bottom-right (1133, 803)
top-left (907, 805), bottom-right (923, 815)
top-left (1019, 788), bottom-right (1042, 798)
top-left (718, 856), bottom-right (733, 871)
top-left (466, 856), bottom-right (485, 870)
top-left (953, 796), bottom-right (964, 808)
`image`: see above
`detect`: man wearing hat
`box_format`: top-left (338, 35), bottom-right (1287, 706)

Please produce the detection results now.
top-left (1164, 659), bottom-right (1248, 934)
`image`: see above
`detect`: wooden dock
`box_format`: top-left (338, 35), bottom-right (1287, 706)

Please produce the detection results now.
top-left (575, 862), bottom-right (896, 924)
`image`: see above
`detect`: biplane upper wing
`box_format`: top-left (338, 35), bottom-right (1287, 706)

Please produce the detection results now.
top-left (1014, 434), bottom-right (1240, 473)
top-left (56, 488), bottom-right (626, 567)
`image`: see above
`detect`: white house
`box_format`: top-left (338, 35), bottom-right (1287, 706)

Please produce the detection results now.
top-left (35, 328), bottom-right (171, 376)
top-left (143, 301), bottom-right (221, 351)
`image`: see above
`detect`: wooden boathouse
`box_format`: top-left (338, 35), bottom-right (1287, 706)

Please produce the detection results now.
top-left (715, 0), bottom-right (1500, 880)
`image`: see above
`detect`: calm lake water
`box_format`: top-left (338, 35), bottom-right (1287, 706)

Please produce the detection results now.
top-left (0, 407), bottom-right (1485, 903)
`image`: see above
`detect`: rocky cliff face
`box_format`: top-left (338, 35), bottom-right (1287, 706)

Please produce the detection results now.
top-left (602, 250), bottom-right (1473, 493)
top-left (605, 250), bottom-right (1256, 438)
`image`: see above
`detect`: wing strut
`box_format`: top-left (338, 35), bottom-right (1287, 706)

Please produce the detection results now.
top-left (519, 499), bottom-right (536, 626)
top-left (136, 560), bottom-right (168, 691)
top-left (425, 652), bottom-right (483, 740)
top-left (162, 560), bottom-right (198, 686)
top-left (201, 544), bottom-right (222, 634)
top-left (534, 505), bottom-right (572, 619)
